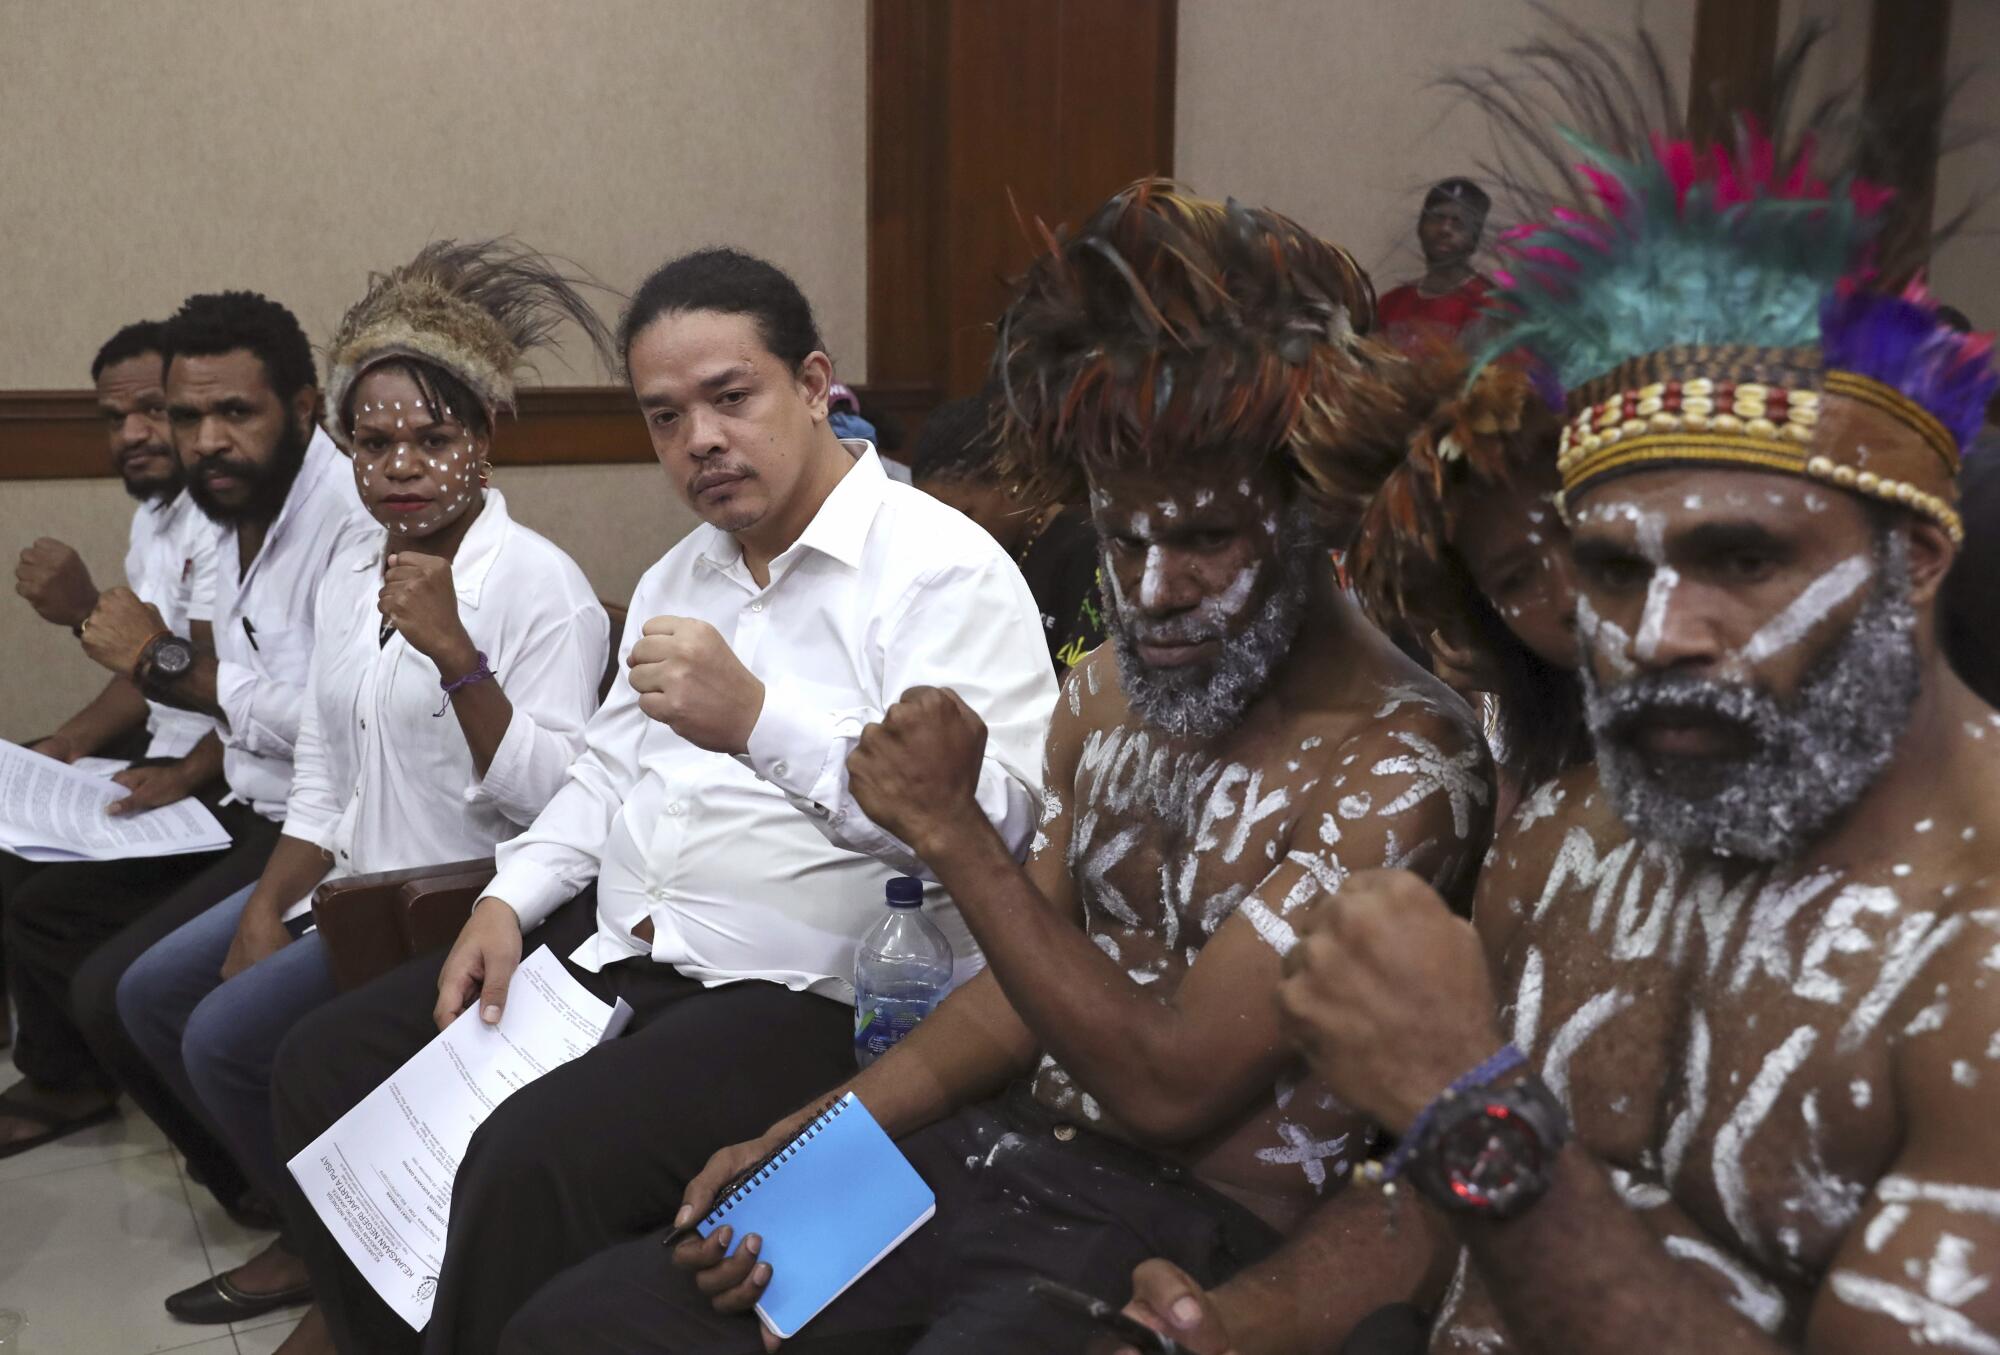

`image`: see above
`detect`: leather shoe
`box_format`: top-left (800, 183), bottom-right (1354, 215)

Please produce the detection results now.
top-left (164, 1271), bottom-right (312, 1325)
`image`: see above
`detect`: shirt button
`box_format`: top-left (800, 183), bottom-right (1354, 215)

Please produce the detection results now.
top-left (648, 885), bottom-right (667, 901)
top-left (1053, 1124), bottom-right (1077, 1143)
top-left (772, 761), bottom-right (789, 778)
top-left (359, 717), bottom-right (367, 730)
top-left (667, 802), bottom-right (684, 816)
top-left (750, 601), bottom-right (765, 613)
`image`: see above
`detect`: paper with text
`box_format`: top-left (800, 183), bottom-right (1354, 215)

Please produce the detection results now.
top-left (286, 946), bottom-right (633, 1329)
top-left (0, 738), bottom-right (229, 861)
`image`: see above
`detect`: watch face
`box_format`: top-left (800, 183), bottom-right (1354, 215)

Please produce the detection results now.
top-left (1435, 1101), bottom-right (1549, 1215)
top-left (152, 638), bottom-right (194, 676)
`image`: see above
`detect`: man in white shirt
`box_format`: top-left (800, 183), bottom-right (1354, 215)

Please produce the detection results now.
top-left (4, 321), bottom-right (223, 1053)
top-left (12, 319), bottom-right (222, 797)
top-left (0, 295), bottom-right (375, 1224)
top-left (265, 248), bottom-right (1056, 1355)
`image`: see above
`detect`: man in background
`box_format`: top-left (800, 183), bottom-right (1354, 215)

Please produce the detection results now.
top-left (1376, 179), bottom-right (1493, 350)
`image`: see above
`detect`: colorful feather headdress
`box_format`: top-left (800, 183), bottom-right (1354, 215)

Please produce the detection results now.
top-left (993, 180), bottom-right (1448, 536)
top-left (323, 238), bottom-right (614, 443)
top-left (1464, 27), bottom-right (1995, 541)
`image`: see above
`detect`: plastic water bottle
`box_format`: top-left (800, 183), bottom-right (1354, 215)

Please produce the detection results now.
top-left (853, 877), bottom-right (953, 1068)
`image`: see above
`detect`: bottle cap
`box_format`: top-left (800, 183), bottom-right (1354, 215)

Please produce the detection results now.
top-left (885, 877), bottom-right (924, 908)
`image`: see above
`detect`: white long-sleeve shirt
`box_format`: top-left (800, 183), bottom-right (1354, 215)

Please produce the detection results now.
top-left (275, 490), bottom-right (606, 921)
top-left (124, 489), bottom-right (218, 759)
top-left (486, 443), bottom-right (1058, 1000)
top-left (201, 429), bottom-right (379, 818)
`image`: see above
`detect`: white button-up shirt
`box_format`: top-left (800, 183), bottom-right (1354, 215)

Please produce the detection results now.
top-left (486, 444), bottom-right (1058, 999)
top-left (126, 489), bottom-right (218, 759)
top-left (204, 429), bottom-right (379, 818)
top-left (275, 490), bottom-right (606, 921)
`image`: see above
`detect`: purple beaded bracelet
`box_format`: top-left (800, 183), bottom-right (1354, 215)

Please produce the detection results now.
top-left (435, 651), bottom-right (495, 716)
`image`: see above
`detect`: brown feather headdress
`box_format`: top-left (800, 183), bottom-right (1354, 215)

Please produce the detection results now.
top-left (992, 180), bottom-right (1450, 540)
top-left (323, 238), bottom-right (615, 442)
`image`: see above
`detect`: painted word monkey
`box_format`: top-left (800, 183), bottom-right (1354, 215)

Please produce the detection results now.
top-left (1278, 31), bottom-right (2000, 1355)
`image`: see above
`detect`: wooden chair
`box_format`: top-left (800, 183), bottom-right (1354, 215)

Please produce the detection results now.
top-left (311, 600), bottom-right (625, 992)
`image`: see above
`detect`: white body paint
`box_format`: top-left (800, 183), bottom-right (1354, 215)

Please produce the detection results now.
top-left (1712, 1024), bottom-right (1819, 1262)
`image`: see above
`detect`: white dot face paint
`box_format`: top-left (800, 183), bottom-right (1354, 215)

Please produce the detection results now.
top-left (347, 372), bottom-right (486, 541)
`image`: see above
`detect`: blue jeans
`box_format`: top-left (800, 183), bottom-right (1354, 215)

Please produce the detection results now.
top-left (117, 884), bottom-right (338, 1207)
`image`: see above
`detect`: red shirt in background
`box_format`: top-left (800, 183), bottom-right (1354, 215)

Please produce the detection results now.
top-left (1377, 275), bottom-right (1493, 348)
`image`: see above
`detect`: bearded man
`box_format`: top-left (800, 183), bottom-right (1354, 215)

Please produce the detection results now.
top-left (491, 184), bottom-right (1493, 1355)
top-left (1275, 49), bottom-right (2000, 1355)
top-left (0, 293), bottom-right (373, 1221)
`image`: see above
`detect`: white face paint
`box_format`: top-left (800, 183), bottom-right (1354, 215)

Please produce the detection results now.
top-left (1731, 554), bottom-right (1874, 669)
top-left (1575, 595), bottom-right (1637, 676)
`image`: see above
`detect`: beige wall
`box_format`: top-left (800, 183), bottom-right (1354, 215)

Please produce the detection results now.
top-left (1932, 0), bottom-right (2000, 324)
top-left (0, 0), bottom-right (867, 388)
top-left (0, 0), bottom-right (863, 742)
top-left (1176, 0), bottom-right (1698, 290)
top-left (1178, 0), bottom-right (1992, 317)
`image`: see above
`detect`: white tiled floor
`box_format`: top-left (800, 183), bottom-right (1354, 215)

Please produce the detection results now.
top-left (0, 1039), bottom-right (308, 1354)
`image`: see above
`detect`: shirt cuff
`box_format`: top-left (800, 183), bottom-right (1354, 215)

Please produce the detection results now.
top-left (484, 855), bottom-right (573, 934)
top-left (463, 706), bottom-right (539, 823)
top-left (279, 817), bottom-right (338, 856)
top-left (214, 658), bottom-right (259, 739)
top-left (744, 677), bottom-right (845, 805)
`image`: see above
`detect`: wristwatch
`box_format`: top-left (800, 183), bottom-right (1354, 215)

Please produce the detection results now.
top-left (137, 632), bottom-right (197, 694)
top-left (1406, 1072), bottom-right (1571, 1220)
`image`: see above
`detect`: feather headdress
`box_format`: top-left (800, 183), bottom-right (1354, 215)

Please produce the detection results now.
top-left (992, 180), bottom-right (1448, 537)
top-left (1452, 22), bottom-right (1994, 541)
top-left (323, 238), bottom-right (615, 441)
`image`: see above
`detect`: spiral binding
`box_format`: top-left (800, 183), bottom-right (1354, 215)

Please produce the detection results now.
top-left (705, 1096), bottom-right (852, 1227)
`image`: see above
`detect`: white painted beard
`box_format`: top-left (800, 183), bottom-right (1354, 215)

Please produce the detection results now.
top-left (1583, 536), bottom-right (1922, 863)
top-left (1107, 508), bottom-right (1318, 742)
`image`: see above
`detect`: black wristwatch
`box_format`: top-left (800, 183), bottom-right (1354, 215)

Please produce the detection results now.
top-left (138, 633), bottom-right (197, 694)
top-left (1406, 1072), bottom-right (1571, 1220)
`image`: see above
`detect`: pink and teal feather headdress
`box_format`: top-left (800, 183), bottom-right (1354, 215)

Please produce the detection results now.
top-left (1456, 23), bottom-right (1993, 540)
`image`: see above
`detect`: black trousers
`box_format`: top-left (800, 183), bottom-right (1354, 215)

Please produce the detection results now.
top-left (0, 729), bottom-right (170, 1019)
top-left (2, 795), bottom-right (278, 1207)
top-left (498, 1082), bottom-right (1282, 1355)
top-left (269, 889), bottom-right (859, 1355)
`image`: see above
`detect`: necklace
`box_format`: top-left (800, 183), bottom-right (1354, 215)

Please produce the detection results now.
top-left (1014, 508), bottom-right (1059, 565)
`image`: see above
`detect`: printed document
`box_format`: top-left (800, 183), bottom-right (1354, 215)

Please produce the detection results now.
top-left (0, 738), bottom-right (229, 862)
top-left (287, 946), bottom-right (633, 1329)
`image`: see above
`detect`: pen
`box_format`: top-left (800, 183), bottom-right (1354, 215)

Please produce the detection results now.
top-left (242, 617), bottom-right (260, 651)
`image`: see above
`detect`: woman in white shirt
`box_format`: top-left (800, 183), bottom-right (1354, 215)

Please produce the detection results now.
top-left (115, 241), bottom-right (612, 1326)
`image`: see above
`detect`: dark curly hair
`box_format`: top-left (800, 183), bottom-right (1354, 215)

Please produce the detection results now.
top-left (160, 291), bottom-right (317, 402)
top-left (91, 320), bottom-right (167, 382)
top-left (619, 247), bottom-right (824, 376)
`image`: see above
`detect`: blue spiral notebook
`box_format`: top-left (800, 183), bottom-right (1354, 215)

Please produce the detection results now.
top-left (697, 1093), bottom-right (936, 1339)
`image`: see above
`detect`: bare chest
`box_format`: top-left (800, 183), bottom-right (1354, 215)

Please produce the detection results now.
top-left (1063, 721), bottom-right (1325, 978)
top-left (1497, 832), bottom-right (1978, 1279)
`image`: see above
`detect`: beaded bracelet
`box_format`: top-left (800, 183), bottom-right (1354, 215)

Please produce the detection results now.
top-left (1378, 1042), bottom-right (1528, 1184)
top-left (435, 652), bottom-right (495, 717)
